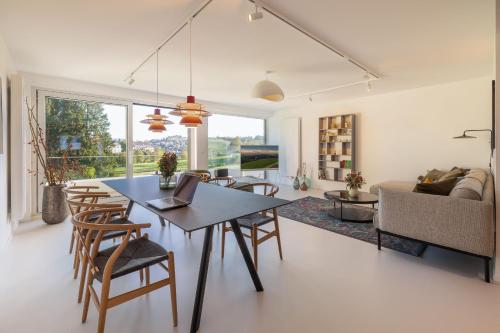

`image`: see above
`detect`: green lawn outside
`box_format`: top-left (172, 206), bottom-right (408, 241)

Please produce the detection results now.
top-left (241, 158), bottom-right (278, 170)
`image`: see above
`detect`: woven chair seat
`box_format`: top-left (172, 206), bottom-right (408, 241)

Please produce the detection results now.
top-left (93, 237), bottom-right (168, 282)
top-left (236, 213), bottom-right (274, 228)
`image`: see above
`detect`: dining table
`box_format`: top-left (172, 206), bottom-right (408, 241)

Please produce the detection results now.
top-left (102, 175), bottom-right (290, 333)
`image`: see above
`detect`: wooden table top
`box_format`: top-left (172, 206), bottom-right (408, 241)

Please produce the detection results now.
top-left (103, 176), bottom-right (291, 232)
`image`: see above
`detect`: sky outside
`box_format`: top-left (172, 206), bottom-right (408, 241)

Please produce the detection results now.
top-left (103, 104), bottom-right (264, 141)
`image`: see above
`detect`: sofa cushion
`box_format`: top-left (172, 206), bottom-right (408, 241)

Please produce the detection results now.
top-left (413, 178), bottom-right (457, 196)
top-left (438, 167), bottom-right (467, 181)
top-left (419, 168), bottom-right (447, 183)
top-left (369, 181), bottom-right (415, 195)
top-left (449, 169), bottom-right (486, 201)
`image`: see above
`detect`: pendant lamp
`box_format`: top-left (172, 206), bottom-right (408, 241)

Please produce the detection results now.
top-left (141, 51), bottom-right (173, 132)
top-left (251, 70), bottom-right (284, 102)
top-left (170, 19), bottom-right (211, 127)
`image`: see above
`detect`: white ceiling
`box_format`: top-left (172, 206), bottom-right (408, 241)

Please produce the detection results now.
top-left (0, 0), bottom-right (494, 112)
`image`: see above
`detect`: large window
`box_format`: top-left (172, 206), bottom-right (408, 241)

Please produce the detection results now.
top-left (45, 96), bottom-right (127, 179)
top-left (132, 105), bottom-right (188, 175)
top-left (208, 114), bottom-right (265, 170)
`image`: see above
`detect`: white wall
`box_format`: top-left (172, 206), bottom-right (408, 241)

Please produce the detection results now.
top-left (0, 33), bottom-right (15, 249)
top-left (269, 77), bottom-right (493, 191)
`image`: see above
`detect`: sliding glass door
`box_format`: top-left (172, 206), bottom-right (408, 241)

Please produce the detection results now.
top-left (208, 114), bottom-right (265, 172)
top-left (43, 96), bottom-right (128, 179)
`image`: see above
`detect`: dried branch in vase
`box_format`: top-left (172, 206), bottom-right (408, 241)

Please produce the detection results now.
top-left (26, 99), bottom-right (82, 185)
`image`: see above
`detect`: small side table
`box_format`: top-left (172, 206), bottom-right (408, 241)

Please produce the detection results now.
top-left (324, 190), bottom-right (378, 222)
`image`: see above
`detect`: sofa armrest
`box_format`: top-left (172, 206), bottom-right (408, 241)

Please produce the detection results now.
top-left (376, 188), bottom-right (494, 257)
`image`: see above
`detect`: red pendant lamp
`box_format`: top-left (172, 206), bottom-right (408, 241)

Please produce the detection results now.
top-left (170, 19), bottom-right (210, 127)
top-left (141, 51), bottom-right (173, 132)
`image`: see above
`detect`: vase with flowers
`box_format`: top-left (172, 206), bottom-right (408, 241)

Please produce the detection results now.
top-left (27, 100), bottom-right (81, 224)
top-left (158, 152), bottom-right (178, 190)
top-left (344, 170), bottom-right (366, 197)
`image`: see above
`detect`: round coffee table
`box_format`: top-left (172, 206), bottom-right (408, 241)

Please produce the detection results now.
top-left (323, 190), bottom-right (378, 222)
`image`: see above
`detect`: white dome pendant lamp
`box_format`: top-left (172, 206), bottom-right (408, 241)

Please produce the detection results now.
top-left (251, 70), bottom-right (284, 102)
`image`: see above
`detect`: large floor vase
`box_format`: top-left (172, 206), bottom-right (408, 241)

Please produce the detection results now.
top-left (42, 184), bottom-right (68, 224)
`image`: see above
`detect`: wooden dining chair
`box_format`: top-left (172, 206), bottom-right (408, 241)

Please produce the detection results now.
top-left (63, 185), bottom-right (112, 255)
top-left (186, 169), bottom-right (211, 182)
top-left (67, 195), bottom-right (140, 303)
top-left (207, 176), bottom-right (236, 188)
top-left (221, 182), bottom-right (283, 271)
top-left (73, 208), bottom-right (178, 333)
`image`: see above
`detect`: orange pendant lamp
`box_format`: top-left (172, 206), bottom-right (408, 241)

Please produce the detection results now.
top-left (141, 51), bottom-right (173, 132)
top-left (170, 19), bottom-right (210, 127)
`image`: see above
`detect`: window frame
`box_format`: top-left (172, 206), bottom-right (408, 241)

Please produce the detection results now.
top-left (207, 113), bottom-right (267, 172)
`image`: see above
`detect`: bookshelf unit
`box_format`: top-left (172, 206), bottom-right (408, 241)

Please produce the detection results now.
top-left (318, 114), bottom-right (355, 181)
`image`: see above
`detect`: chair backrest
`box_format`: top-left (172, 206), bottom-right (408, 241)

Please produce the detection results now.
top-left (208, 176), bottom-right (236, 188)
top-left (72, 208), bottom-right (150, 278)
top-left (185, 170), bottom-right (211, 183)
top-left (66, 194), bottom-right (122, 216)
top-left (233, 182), bottom-right (279, 197)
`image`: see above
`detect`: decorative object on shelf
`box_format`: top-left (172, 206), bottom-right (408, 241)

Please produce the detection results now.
top-left (344, 170), bottom-right (365, 197)
top-left (140, 51), bottom-right (174, 133)
top-left (158, 152), bottom-right (178, 190)
top-left (170, 19), bottom-right (211, 127)
top-left (318, 114), bottom-right (355, 181)
top-left (27, 100), bottom-right (81, 224)
top-left (293, 168), bottom-right (301, 190)
top-left (252, 70), bottom-right (284, 102)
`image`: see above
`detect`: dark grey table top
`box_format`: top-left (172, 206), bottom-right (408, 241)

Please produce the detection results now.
top-left (103, 176), bottom-right (291, 232)
top-left (324, 190), bottom-right (378, 204)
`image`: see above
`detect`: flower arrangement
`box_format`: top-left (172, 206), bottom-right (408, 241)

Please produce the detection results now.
top-left (27, 100), bottom-right (81, 185)
top-left (345, 171), bottom-right (365, 191)
top-left (158, 152), bottom-right (178, 178)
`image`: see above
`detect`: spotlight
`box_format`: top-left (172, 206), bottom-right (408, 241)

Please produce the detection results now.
top-left (249, 3), bottom-right (263, 21)
top-left (128, 77), bottom-right (135, 85)
top-left (367, 81), bottom-right (372, 92)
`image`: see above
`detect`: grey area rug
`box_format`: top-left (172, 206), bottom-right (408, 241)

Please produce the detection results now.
top-left (277, 196), bottom-right (426, 256)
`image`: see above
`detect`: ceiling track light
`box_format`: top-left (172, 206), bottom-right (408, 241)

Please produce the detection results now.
top-left (249, 1), bottom-right (263, 21)
top-left (128, 77), bottom-right (135, 85)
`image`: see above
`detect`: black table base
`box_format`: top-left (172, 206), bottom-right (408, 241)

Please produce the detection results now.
top-left (191, 219), bottom-right (263, 333)
top-left (328, 204), bottom-right (376, 223)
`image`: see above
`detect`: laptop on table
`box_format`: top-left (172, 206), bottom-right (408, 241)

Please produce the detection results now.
top-left (146, 174), bottom-right (199, 211)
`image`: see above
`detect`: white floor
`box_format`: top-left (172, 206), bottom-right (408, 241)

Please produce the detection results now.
top-left (1, 186), bottom-right (500, 333)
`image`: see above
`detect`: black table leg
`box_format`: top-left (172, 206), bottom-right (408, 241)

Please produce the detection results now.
top-left (229, 219), bottom-right (264, 292)
top-left (125, 200), bottom-right (134, 216)
top-left (190, 226), bottom-right (214, 333)
top-left (158, 216), bottom-right (166, 227)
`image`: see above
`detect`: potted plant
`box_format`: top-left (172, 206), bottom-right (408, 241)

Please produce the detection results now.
top-left (27, 102), bottom-right (81, 224)
top-left (344, 171), bottom-right (366, 197)
top-left (158, 152), bottom-right (178, 189)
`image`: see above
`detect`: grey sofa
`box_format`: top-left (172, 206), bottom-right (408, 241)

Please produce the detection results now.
top-left (370, 171), bottom-right (495, 282)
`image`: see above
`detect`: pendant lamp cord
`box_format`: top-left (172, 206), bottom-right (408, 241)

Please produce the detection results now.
top-left (156, 50), bottom-right (159, 107)
top-left (189, 18), bottom-right (193, 96)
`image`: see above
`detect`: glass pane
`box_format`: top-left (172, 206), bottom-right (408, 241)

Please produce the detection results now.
top-left (132, 105), bottom-right (188, 176)
top-left (208, 114), bottom-right (265, 171)
top-left (45, 97), bottom-right (127, 180)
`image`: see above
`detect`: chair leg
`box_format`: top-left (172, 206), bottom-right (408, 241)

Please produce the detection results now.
top-left (221, 222), bottom-right (226, 259)
top-left (77, 254), bottom-right (88, 303)
top-left (274, 219), bottom-right (283, 260)
top-left (252, 225), bottom-right (258, 272)
top-left (189, 231), bottom-right (192, 239)
top-left (377, 229), bottom-right (381, 250)
top-left (484, 257), bottom-right (491, 283)
top-left (139, 269), bottom-right (144, 283)
top-left (82, 272), bottom-right (93, 323)
top-left (73, 241), bottom-right (81, 279)
top-left (168, 252), bottom-right (178, 327)
top-left (145, 267), bottom-right (150, 286)
top-left (69, 227), bottom-right (75, 254)
top-left (97, 278), bottom-right (111, 333)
